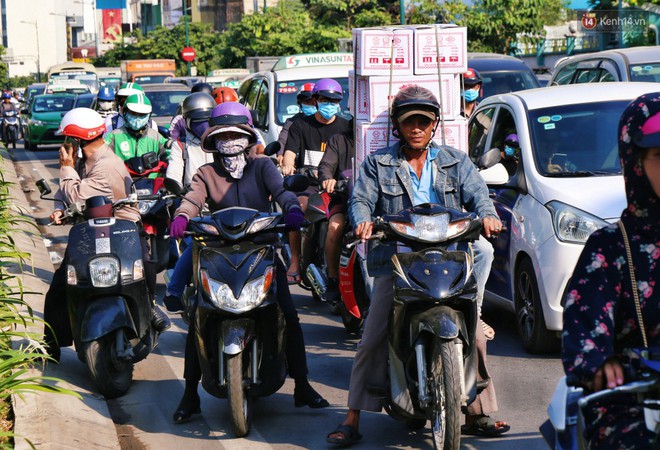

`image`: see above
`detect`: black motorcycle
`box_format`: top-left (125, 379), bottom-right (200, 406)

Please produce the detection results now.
top-left (37, 179), bottom-right (163, 398)
top-left (367, 203), bottom-right (481, 449)
top-left (2, 110), bottom-right (19, 149)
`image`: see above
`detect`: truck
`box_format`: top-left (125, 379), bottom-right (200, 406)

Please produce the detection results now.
top-left (120, 59), bottom-right (176, 85)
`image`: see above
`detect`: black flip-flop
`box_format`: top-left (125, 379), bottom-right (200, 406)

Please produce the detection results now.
top-left (461, 415), bottom-right (510, 437)
top-left (326, 424), bottom-right (363, 447)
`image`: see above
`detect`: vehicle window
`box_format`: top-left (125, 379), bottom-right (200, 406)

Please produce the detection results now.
top-left (490, 108), bottom-right (517, 151)
top-left (274, 77), bottom-right (350, 125)
top-left (243, 79), bottom-right (262, 110)
top-left (134, 75), bottom-right (170, 84)
top-left (528, 101), bottom-right (630, 177)
top-left (480, 71), bottom-right (540, 99)
top-left (33, 96), bottom-right (75, 113)
top-left (629, 63), bottom-right (660, 82)
top-left (598, 60), bottom-right (620, 81)
top-left (468, 107), bottom-right (495, 162)
top-left (143, 92), bottom-right (189, 117)
top-left (254, 81), bottom-right (269, 129)
top-left (575, 69), bottom-right (602, 83)
top-left (552, 63), bottom-right (578, 85)
top-left (75, 96), bottom-right (95, 108)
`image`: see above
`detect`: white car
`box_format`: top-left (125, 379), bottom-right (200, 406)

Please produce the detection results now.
top-left (468, 82), bottom-right (659, 353)
top-left (238, 52), bottom-right (353, 144)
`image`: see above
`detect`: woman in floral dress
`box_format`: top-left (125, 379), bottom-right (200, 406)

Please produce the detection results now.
top-left (562, 92), bottom-right (660, 449)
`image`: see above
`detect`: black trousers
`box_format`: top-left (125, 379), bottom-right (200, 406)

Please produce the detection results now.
top-left (44, 229), bottom-right (155, 349)
top-left (183, 258), bottom-right (308, 384)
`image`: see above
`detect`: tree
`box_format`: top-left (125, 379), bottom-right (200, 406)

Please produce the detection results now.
top-left (0, 47), bottom-right (8, 89)
top-left (305, 0), bottom-right (392, 30)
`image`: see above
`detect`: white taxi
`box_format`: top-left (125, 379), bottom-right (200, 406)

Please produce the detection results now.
top-left (238, 52), bottom-right (353, 144)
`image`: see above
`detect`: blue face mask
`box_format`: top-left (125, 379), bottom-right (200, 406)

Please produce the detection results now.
top-left (301, 104), bottom-right (317, 116)
top-left (317, 102), bottom-right (339, 120)
top-left (125, 112), bottom-right (149, 131)
top-left (462, 88), bottom-right (479, 103)
top-left (504, 145), bottom-right (518, 157)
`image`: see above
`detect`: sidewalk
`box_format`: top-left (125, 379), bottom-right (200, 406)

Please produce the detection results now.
top-left (3, 151), bottom-right (120, 450)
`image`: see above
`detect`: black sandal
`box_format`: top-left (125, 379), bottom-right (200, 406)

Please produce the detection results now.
top-left (326, 424), bottom-right (363, 447)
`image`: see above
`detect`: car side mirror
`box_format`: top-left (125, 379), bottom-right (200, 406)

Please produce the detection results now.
top-left (477, 148), bottom-right (503, 170)
top-left (480, 163), bottom-right (510, 185)
top-left (264, 141), bottom-right (281, 156)
top-left (36, 179), bottom-right (52, 197)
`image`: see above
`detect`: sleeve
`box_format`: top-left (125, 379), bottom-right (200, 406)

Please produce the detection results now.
top-left (165, 140), bottom-right (185, 186)
top-left (174, 168), bottom-right (209, 219)
top-left (318, 135), bottom-right (341, 183)
top-left (260, 159), bottom-right (299, 213)
top-left (158, 133), bottom-right (173, 160)
top-left (561, 229), bottom-right (620, 386)
top-left (277, 118), bottom-right (293, 154)
top-left (169, 115), bottom-right (185, 141)
top-left (284, 120), bottom-right (303, 155)
top-left (104, 131), bottom-right (115, 148)
top-left (348, 155), bottom-right (379, 228)
top-left (455, 151), bottom-right (498, 219)
top-left (58, 164), bottom-right (114, 205)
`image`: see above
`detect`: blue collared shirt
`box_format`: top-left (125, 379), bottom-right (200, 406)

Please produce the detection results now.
top-left (406, 146), bottom-right (440, 205)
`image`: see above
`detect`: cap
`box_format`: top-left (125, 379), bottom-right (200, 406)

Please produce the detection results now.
top-left (633, 111), bottom-right (660, 148)
top-left (396, 108), bottom-right (437, 123)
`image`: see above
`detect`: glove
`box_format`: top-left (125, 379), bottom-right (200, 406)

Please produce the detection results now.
top-left (284, 206), bottom-right (304, 230)
top-left (170, 215), bottom-right (189, 240)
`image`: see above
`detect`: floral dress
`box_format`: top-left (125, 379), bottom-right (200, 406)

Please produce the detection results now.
top-left (562, 93), bottom-right (660, 450)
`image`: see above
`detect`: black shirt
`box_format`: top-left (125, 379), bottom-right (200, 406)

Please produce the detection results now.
top-left (285, 114), bottom-right (351, 169)
top-left (318, 133), bottom-right (355, 184)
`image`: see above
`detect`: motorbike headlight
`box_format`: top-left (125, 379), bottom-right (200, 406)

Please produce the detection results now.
top-left (546, 201), bottom-right (608, 244)
top-left (200, 266), bottom-right (274, 313)
top-left (136, 189), bottom-right (156, 214)
top-left (197, 223), bottom-right (219, 235)
top-left (389, 213), bottom-right (470, 243)
top-left (89, 256), bottom-right (120, 287)
top-left (246, 216), bottom-right (278, 235)
top-left (66, 265), bottom-right (78, 285)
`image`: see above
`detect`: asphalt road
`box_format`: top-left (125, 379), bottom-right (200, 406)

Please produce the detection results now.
top-left (12, 143), bottom-right (563, 450)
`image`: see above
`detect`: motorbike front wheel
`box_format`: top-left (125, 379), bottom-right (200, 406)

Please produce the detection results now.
top-left (83, 333), bottom-right (133, 399)
top-left (227, 353), bottom-right (251, 437)
top-left (430, 338), bottom-right (461, 450)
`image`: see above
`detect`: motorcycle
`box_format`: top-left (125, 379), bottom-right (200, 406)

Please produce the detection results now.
top-left (124, 152), bottom-right (174, 273)
top-left (540, 348), bottom-right (660, 450)
top-left (2, 110), bottom-right (19, 149)
top-left (338, 233), bottom-right (372, 334)
top-left (36, 179), bottom-right (164, 398)
top-left (364, 203), bottom-right (481, 449)
top-left (185, 175), bottom-right (308, 437)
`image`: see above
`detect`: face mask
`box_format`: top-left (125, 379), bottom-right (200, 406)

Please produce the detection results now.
top-left (301, 104), bottom-right (317, 116)
top-left (215, 136), bottom-right (250, 155)
top-left (125, 112), bottom-right (149, 131)
top-left (98, 101), bottom-right (114, 111)
top-left (317, 102), bottom-right (339, 120)
top-left (221, 154), bottom-right (248, 179)
top-left (504, 145), bottom-right (518, 157)
top-left (462, 89), bottom-right (479, 103)
top-left (188, 119), bottom-right (208, 139)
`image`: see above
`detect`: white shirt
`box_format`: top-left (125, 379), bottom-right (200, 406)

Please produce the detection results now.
top-left (165, 129), bottom-right (214, 189)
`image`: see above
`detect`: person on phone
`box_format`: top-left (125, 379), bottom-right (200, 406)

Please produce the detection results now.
top-left (43, 108), bottom-right (170, 362)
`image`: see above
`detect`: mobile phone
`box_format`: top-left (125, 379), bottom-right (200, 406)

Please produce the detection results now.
top-left (552, 153), bottom-right (567, 168)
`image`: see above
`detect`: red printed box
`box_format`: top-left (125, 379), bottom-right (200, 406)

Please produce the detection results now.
top-left (353, 27), bottom-right (413, 76)
top-left (409, 25), bottom-right (467, 75)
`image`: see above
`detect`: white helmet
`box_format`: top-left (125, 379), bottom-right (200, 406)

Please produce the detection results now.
top-left (116, 82), bottom-right (144, 97)
top-left (56, 108), bottom-right (106, 140)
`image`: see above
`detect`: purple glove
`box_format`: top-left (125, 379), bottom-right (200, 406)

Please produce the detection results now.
top-left (285, 206), bottom-right (304, 230)
top-left (170, 215), bottom-right (189, 239)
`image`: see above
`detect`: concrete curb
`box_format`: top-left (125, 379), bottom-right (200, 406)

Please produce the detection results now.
top-left (3, 150), bottom-right (120, 450)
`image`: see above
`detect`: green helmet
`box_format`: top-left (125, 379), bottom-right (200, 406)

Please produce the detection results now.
top-left (124, 93), bottom-right (152, 114)
top-left (116, 82), bottom-right (144, 97)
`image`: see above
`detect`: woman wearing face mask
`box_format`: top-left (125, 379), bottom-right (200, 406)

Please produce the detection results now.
top-left (105, 93), bottom-right (179, 176)
top-left (460, 68), bottom-right (482, 119)
top-left (500, 133), bottom-right (520, 176)
top-left (166, 102), bottom-right (329, 423)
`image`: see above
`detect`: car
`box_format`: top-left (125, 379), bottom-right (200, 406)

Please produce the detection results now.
top-left (467, 82), bottom-right (659, 353)
top-left (164, 76), bottom-right (205, 87)
top-left (45, 81), bottom-right (91, 95)
top-left (141, 83), bottom-right (191, 130)
top-left (22, 93), bottom-right (76, 150)
top-left (238, 52), bottom-right (353, 144)
top-left (73, 93), bottom-right (97, 109)
top-left (467, 53), bottom-right (541, 101)
top-left (23, 83), bottom-right (47, 107)
top-left (549, 46), bottom-right (660, 85)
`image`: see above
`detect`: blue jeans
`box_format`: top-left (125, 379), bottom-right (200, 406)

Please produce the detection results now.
top-left (167, 237), bottom-right (193, 298)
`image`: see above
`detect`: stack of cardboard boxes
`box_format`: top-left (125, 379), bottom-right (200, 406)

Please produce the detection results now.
top-left (349, 24), bottom-right (468, 168)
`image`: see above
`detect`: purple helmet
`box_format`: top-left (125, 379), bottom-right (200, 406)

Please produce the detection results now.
top-left (312, 78), bottom-right (343, 100)
top-left (201, 102), bottom-right (259, 152)
top-left (504, 133), bottom-right (519, 147)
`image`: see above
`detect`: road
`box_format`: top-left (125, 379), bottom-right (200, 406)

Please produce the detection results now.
top-left (12, 143), bottom-right (563, 450)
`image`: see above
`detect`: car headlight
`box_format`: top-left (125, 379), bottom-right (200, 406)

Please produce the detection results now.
top-left (30, 119), bottom-right (45, 126)
top-left (89, 256), bottom-right (120, 287)
top-left (200, 266), bottom-right (274, 313)
top-left (389, 213), bottom-right (471, 243)
top-left (546, 200), bottom-right (608, 244)
top-left (246, 216), bottom-right (278, 234)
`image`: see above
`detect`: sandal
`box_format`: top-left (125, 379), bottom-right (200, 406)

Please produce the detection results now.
top-left (461, 415), bottom-right (510, 437)
top-left (287, 271), bottom-right (301, 285)
top-left (481, 319), bottom-right (495, 340)
top-left (326, 424), bottom-right (363, 447)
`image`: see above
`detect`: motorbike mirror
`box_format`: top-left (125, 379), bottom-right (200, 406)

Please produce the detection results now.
top-left (36, 179), bottom-right (52, 197)
top-left (20, 108), bottom-right (28, 115)
top-left (477, 148), bottom-right (503, 170)
top-left (125, 156), bottom-right (145, 174)
top-left (283, 174), bottom-right (310, 193)
top-left (141, 151), bottom-right (159, 170)
top-left (163, 177), bottom-right (183, 196)
top-left (158, 125), bottom-right (171, 139)
top-left (264, 141), bottom-right (281, 156)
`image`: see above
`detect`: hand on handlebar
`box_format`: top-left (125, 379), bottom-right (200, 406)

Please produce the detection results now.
top-left (50, 209), bottom-right (64, 225)
top-left (322, 179), bottom-right (336, 194)
top-left (281, 164), bottom-right (296, 176)
top-left (591, 358), bottom-right (625, 392)
top-left (355, 221), bottom-right (374, 242)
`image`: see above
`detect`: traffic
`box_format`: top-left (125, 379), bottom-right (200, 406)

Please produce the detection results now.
top-left (2, 26), bottom-right (659, 450)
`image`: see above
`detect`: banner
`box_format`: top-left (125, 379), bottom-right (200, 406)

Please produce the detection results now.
top-left (96, 0), bottom-right (124, 10)
top-left (71, 47), bottom-right (98, 63)
top-left (102, 9), bottom-right (122, 43)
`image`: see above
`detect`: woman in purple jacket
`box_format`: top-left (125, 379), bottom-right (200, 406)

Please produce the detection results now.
top-left (167, 103), bottom-right (329, 424)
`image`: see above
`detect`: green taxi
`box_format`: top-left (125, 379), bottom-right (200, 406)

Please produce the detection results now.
top-left (23, 94), bottom-right (76, 150)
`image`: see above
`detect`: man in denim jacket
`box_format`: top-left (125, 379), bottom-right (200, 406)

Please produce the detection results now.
top-left (327, 86), bottom-right (509, 446)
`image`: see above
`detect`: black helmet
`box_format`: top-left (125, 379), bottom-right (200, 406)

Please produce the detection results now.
top-left (181, 92), bottom-right (216, 120)
top-left (462, 68), bottom-right (482, 87)
top-left (191, 82), bottom-right (213, 95)
top-left (390, 85), bottom-right (440, 123)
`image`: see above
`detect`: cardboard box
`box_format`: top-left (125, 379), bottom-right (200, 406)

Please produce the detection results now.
top-left (353, 27), bottom-right (414, 76)
top-left (409, 25), bottom-right (467, 75)
top-left (349, 72), bottom-right (460, 122)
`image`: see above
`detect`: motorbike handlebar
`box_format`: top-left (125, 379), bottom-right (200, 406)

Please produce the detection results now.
top-left (578, 377), bottom-right (659, 409)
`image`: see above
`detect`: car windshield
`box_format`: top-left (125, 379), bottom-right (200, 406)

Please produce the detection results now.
top-left (143, 91), bottom-right (189, 117)
top-left (629, 63), bottom-right (660, 82)
top-left (480, 70), bottom-right (540, 99)
top-left (135, 75), bottom-right (171, 84)
top-left (528, 101), bottom-right (630, 177)
top-left (100, 77), bottom-right (121, 90)
top-left (75, 96), bottom-right (95, 108)
top-left (32, 96), bottom-right (75, 113)
top-left (274, 77), bottom-right (350, 126)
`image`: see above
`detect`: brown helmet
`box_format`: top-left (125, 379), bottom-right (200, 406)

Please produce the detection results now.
top-left (211, 87), bottom-right (239, 105)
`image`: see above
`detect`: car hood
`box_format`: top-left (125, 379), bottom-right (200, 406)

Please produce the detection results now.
top-left (529, 175), bottom-right (626, 222)
top-left (31, 111), bottom-right (66, 123)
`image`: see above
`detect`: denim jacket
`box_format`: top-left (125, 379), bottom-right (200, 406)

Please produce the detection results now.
top-left (348, 141), bottom-right (498, 276)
